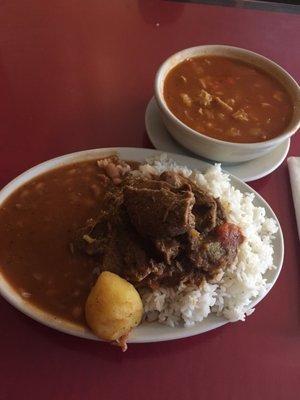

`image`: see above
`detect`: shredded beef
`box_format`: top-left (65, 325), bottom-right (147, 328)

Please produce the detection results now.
top-left (159, 171), bottom-right (226, 233)
top-left (124, 185), bottom-right (195, 238)
top-left (154, 238), bottom-right (181, 265)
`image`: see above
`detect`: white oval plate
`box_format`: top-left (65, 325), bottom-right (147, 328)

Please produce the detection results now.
top-left (146, 97), bottom-right (290, 182)
top-left (0, 148), bottom-right (284, 343)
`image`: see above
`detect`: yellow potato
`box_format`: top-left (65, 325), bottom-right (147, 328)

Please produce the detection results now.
top-left (85, 271), bottom-right (143, 342)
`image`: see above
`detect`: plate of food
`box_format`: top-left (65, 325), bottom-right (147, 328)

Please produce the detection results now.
top-left (0, 148), bottom-right (283, 350)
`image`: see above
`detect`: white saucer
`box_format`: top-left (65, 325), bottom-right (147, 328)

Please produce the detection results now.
top-left (145, 97), bottom-right (290, 182)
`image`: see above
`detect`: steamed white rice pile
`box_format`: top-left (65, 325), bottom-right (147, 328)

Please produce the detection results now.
top-left (133, 154), bottom-right (278, 327)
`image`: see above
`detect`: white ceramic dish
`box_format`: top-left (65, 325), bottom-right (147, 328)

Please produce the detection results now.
top-left (146, 97), bottom-right (290, 182)
top-left (155, 45), bottom-right (300, 163)
top-left (0, 148), bottom-right (284, 343)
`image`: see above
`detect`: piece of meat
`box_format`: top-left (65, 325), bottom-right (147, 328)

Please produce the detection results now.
top-left (216, 199), bottom-right (226, 226)
top-left (215, 96), bottom-right (233, 112)
top-left (176, 266), bottom-right (204, 286)
top-left (159, 171), bottom-right (189, 188)
top-left (154, 238), bottom-right (181, 264)
top-left (198, 89), bottom-right (213, 106)
top-left (101, 184), bottom-right (125, 217)
top-left (74, 181), bottom-right (125, 255)
top-left (184, 229), bottom-right (205, 269)
top-left (180, 93), bottom-right (192, 107)
top-left (141, 259), bottom-right (195, 289)
top-left (122, 234), bottom-right (154, 282)
top-left (159, 171), bottom-right (220, 233)
top-left (184, 223), bottom-right (243, 279)
top-left (126, 177), bottom-right (175, 192)
top-left (75, 214), bottom-right (110, 256)
top-left (124, 185), bottom-right (195, 238)
top-left (126, 259), bottom-right (166, 288)
top-left (101, 221), bottom-right (162, 285)
top-left (232, 109), bottom-right (249, 122)
top-left (193, 189), bottom-right (217, 233)
top-left (146, 259), bottom-right (204, 288)
top-left (75, 167), bottom-right (243, 291)
top-left (101, 231), bottom-right (123, 274)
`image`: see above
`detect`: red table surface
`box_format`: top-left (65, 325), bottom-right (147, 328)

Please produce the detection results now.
top-left (0, 1), bottom-right (299, 399)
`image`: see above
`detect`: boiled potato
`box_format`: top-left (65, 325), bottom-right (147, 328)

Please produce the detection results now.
top-left (85, 271), bottom-right (143, 343)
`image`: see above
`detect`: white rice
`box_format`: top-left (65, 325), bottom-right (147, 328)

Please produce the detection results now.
top-left (134, 154), bottom-right (278, 327)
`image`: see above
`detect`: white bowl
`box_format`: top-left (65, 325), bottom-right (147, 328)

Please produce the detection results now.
top-left (0, 148), bottom-right (284, 343)
top-left (155, 45), bottom-right (300, 163)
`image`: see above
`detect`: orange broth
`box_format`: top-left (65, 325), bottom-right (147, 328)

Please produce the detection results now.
top-left (164, 56), bottom-right (293, 143)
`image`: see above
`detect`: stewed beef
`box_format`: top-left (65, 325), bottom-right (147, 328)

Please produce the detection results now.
top-left (159, 171), bottom-right (225, 233)
top-left (154, 238), bottom-right (181, 265)
top-left (184, 222), bottom-right (243, 277)
top-left (124, 186), bottom-right (195, 238)
top-left (75, 161), bottom-right (244, 289)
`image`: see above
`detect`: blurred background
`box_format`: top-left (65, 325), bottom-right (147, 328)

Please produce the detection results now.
top-left (172, 0), bottom-right (300, 12)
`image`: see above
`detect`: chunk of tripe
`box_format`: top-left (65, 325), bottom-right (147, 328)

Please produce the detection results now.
top-left (85, 271), bottom-right (143, 346)
top-left (232, 109), bottom-right (249, 121)
top-left (180, 93), bottom-right (192, 107)
top-left (198, 89), bottom-right (213, 106)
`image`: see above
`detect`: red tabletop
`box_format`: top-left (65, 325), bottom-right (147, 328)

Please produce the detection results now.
top-left (0, 1), bottom-right (299, 399)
